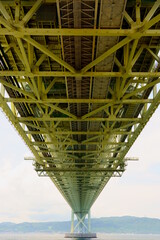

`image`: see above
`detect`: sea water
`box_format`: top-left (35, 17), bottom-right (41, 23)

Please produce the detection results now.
top-left (0, 233), bottom-right (160, 240)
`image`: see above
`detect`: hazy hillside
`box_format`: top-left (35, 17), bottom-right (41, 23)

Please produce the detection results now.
top-left (92, 216), bottom-right (160, 233)
top-left (0, 216), bottom-right (160, 234)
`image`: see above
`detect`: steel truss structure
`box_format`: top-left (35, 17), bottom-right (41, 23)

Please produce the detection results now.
top-left (0, 0), bottom-right (160, 233)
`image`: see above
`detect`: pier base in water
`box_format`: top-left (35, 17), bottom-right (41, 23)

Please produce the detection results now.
top-left (65, 233), bottom-right (97, 238)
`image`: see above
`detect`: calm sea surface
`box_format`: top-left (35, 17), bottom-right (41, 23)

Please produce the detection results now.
top-left (0, 233), bottom-right (160, 240)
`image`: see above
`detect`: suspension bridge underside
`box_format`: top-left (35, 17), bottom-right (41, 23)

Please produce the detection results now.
top-left (0, 0), bottom-right (160, 236)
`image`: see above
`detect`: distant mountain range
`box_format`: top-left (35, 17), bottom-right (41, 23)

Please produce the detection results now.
top-left (0, 216), bottom-right (160, 234)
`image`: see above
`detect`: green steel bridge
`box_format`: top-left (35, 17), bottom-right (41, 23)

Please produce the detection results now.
top-left (0, 0), bottom-right (160, 235)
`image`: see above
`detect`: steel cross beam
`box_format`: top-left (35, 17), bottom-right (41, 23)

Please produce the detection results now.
top-left (0, 0), bottom-right (160, 231)
top-left (0, 28), bottom-right (159, 37)
top-left (0, 71), bottom-right (160, 78)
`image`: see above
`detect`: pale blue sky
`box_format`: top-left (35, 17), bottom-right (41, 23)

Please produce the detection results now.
top-left (0, 106), bottom-right (160, 223)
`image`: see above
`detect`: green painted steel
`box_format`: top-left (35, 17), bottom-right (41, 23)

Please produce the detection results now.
top-left (0, 0), bottom-right (160, 231)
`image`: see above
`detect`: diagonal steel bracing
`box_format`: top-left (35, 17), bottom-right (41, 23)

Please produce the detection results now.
top-left (0, 0), bottom-right (160, 233)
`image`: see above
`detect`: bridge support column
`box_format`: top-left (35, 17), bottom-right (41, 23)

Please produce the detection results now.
top-left (71, 210), bottom-right (74, 233)
top-left (88, 209), bottom-right (91, 233)
top-left (65, 209), bottom-right (96, 238)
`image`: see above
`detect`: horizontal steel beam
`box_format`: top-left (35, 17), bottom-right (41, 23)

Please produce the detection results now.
top-left (35, 160), bottom-right (126, 165)
top-left (1, 70), bottom-right (160, 78)
top-left (0, 1), bottom-right (56, 6)
top-left (0, 28), bottom-right (160, 37)
top-left (38, 172), bottom-right (121, 177)
top-left (36, 168), bottom-right (124, 172)
top-left (31, 141), bottom-right (127, 146)
top-left (4, 98), bottom-right (154, 104)
top-left (18, 116), bottom-right (141, 122)
top-left (0, 70), bottom-right (121, 77)
top-left (25, 130), bottom-right (132, 135)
